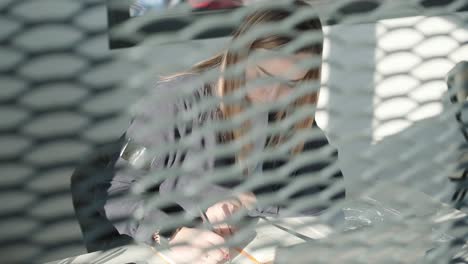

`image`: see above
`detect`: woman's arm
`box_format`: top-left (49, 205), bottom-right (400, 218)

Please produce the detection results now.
top-left (97, 76), bottom-right (204, 246)
top-left (71, 136), bottom-right (135, 252)
top-left (98, 74), bottom-right (246, 245)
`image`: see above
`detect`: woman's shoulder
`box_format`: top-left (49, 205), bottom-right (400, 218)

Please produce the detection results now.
top-left (131, 73), bottom-right (207, 117)
top-left (153, 73), bottom-right (205, 100)
top-left (302, 126), bottom-right (336, 153)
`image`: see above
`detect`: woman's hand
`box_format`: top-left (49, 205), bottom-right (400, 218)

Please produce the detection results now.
top-left (205, 192), bottom-right (257, 237)
top-left (167, 227), bottom-right (230, 264)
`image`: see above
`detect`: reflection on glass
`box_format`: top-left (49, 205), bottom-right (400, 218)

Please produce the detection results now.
top-left (130, 0), bottom-right (182, 17)
top-left (130, 0), bottom-right (266, 17)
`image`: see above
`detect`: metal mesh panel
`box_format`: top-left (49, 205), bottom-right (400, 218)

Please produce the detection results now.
top-left (0, 0), bottom-right (140, 262)
top-left (0, 0), bottom-right (467, 263)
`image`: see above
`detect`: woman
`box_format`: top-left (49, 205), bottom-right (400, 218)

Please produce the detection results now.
top-left (72, 1), bottom-right (345, 263)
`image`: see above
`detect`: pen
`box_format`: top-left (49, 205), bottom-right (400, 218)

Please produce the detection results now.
top-left (199, 208), bottom-right (266, 264)
top-left (199, 208), bottom-right (232, 263)
top-left (259, 216), bottom-right (314, 242)
top-left (198, 208), bottom-right (235, 237)
top-left (199, 209), bottom-right (211, 229)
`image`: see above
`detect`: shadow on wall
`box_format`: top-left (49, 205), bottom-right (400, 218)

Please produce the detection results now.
top-left (361, 93), bottom-right (464, 204)
top-left (321, 22), bottom-right (377, 198)
top-left (362, 14), bottom-right (468, 206)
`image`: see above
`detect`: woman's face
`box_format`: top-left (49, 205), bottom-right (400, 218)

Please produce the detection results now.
top-left (245, 50), bottom-right (313, 104)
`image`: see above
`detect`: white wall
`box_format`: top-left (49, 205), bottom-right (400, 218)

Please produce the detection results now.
top-left (322, 13), bottom-right (468, 205)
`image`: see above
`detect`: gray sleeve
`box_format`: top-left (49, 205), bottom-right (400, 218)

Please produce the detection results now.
top-left (101, 158), bottom-right (176, 246)
top-left (101, 77), bottom-right (195, 245)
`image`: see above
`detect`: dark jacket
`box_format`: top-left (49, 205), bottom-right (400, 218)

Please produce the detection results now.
top-left (71, 74), bottom-right (345, 252)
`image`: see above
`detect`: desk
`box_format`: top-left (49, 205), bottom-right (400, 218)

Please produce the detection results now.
top-left (47, 210), bottom-right (466, 264)
top-left (45, 216), bottom-right (331, 264)
top-left (47, 183), bottom-right (467, 264)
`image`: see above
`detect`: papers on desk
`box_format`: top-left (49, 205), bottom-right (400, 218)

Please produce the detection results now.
top-left (45, 216), bottom-right (332, 264)
top-left (230, 216), bottom-right (332, 264)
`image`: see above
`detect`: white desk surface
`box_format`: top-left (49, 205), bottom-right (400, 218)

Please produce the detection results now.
top-left (45, 216), bottom-right (331, 264)
top-left (46, 209), bottom-right (467, 264)
top-left (47, 184), bottom-right (467, 264)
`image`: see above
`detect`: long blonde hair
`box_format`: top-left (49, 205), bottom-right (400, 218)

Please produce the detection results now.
top-left (162, 0), bottom-right (323, 170)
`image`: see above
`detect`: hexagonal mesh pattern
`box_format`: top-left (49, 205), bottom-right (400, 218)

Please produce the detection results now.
top-left (0, 0), bottom-right (467, 264)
